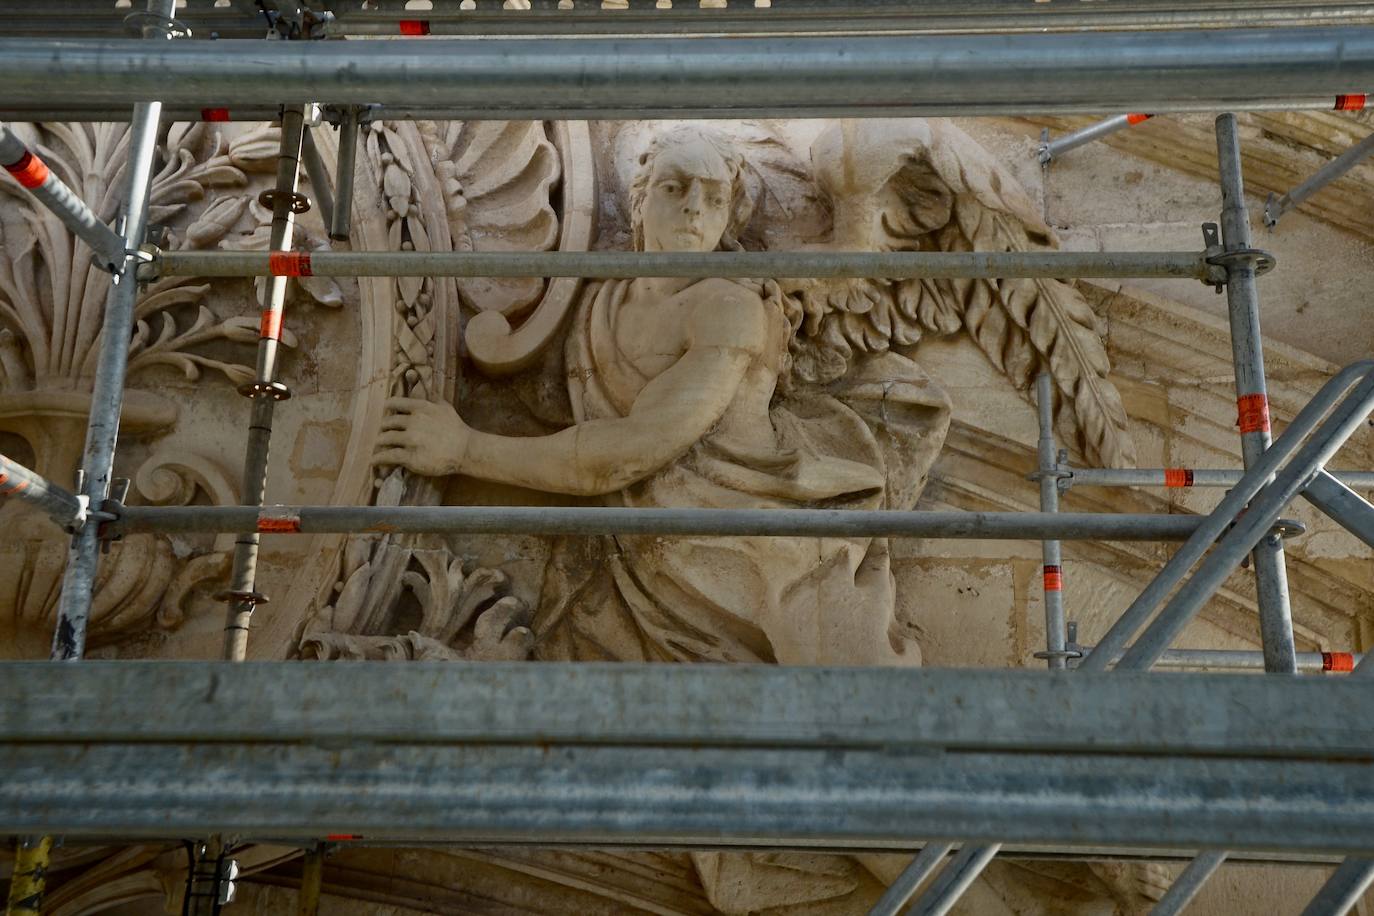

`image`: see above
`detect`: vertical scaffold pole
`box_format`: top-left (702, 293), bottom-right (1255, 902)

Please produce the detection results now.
top-left (1034, 371), bottom-right (1068, 670)
top-left (4, 836), bottom-right (52, 915)
top-left (297, 844), bottom-right (325, 916)
top-left (50, 0), bottom-right (174, 660)
top-left (300, 123), bottom-right (334, 232)
top-left (329, 106), bottom-right (360, 242)
top-left (1139, 115), bottom-right (1302, 913)
top-left (1215, 113), bottom-right (1298, 675)
top-left (1299, 654), bottom-right (1374, 916)
top-left (218, 104), bottom-right (308, 662)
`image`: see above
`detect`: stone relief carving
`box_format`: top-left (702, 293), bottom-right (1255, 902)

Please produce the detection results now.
top-left (294, 118), bottom-right (592, 660)
top-left (357, 119), bottom-right (1131, 670)
top-left (0, 120), bottom-right (338, 656)
top-left (0, 115), bottom-right (1168, 913)
top-left (303, 119), bottom-right (1135, 912)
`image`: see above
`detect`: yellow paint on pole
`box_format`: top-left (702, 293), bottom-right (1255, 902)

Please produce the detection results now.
top-left (4, 836), bottom-right (52, 915)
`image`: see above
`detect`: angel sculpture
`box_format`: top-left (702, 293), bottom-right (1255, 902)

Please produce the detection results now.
top-left (376, 119), bottom-right (1133, 670)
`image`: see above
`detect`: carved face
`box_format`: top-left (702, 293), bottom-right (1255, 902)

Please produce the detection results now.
top-left (639, 138), bottom-right (736, 253)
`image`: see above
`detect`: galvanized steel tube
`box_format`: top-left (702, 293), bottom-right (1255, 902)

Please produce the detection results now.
top-left (112, 506), bottom-right (1208, 540)
top-left (1150, 850), bottom-right (1227, 916)
top-left (50, 2), bottom-right (174, 662)
top-left (1117, 371), bottom-right (1374, 670)
top-left (0, 124), bottom-right (126, 271)
top-left (1079, 359), bottom-right (1374, 672)
top-left (1, 31), bottom-right (1373, 116)
top-left (907, 843), bottom-right (1003, 916)
top-left (1071, 646), bottom-right (1364, 673)
top-left (1216, 112), bottom-right (1297, 674)
top-left (1300, 649), bottom-right (1374, 915)
top-left (221, 104), bottom-right (307, 663)
top-left (0, 454), bottom-right (86, 531)
top-left (1035, 372), bottom-right (1068, 670)
top-left (1065, 468), bottom-right (1374, 490)
top-left (329, 108), bottom-right (360, 242)
top-left (1038, 114), bottom-right (1151, 164)
top-left (869, 842), bottom-right (954, 916)
top-left (1302, 471), bottom-right (1374, 550)
top-left (300, 125), bottom-right (334, 232)
top-left (1265, 130), bottom-right (1374, 227)
top-left (149, 249), bottom-right (1220, 281)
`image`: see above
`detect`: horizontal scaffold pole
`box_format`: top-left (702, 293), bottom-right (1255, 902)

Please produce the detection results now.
top-left (0, 96), bottom-right (1367, 124)
top-left (1, 30), bottom-right (1372, 116)
top-left (148, 249), bottom-right (1225, 281)
top-left (111, 506), bottom-right (1211, 540)
top-left (4, 663), bottom-right (1374, 851)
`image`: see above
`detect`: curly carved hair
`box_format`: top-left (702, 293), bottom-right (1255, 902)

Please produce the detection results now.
top-left (628, 126), bottom-right (758, 252)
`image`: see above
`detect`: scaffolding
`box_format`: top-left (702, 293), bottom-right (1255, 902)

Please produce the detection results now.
top-left (2, 2), bottom-right (1374, 915)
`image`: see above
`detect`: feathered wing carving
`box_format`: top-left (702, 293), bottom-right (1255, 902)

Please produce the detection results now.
top-left (794, 120), bottom-right (1135, 468)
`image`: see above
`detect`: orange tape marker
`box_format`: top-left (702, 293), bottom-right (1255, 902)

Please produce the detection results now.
top-left (268, 250), bottom-right (312, 277)
top-left (1335, 94), bottom-right (1367, 111)
top-left (259, 309), bottom-right (283, 341)
top-left (1322, 651), bottom-right (1355, 673)
top-left (1043, 565), bottom-right (1063, 592)
top-left (257, 510), bottom-right (301, 534)
top-left (399, 19), bottom-right (431, 35)
top-left (1236, 393), bottom-right (1271, 435)
top-left (200, 108), bottom-right (231, 122)
top-left (4, 150), bottom-right (50, 190)
top-left (1163, 468), bottom-right (1194, 488)
top-left (1126, 113), bottom-right (1154, 125)
top-left (0, 475), bottom-right (29, 495)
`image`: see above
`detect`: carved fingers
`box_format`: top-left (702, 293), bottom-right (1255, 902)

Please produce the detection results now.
top-left (371, 396), bottom-right (469, 477)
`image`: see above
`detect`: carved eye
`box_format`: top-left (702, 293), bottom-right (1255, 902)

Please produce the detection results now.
top-left (659, 181), bottom-right (682, 196)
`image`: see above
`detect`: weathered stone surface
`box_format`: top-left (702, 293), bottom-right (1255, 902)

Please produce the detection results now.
top-left (0, 112), bottom-right (1369, 914)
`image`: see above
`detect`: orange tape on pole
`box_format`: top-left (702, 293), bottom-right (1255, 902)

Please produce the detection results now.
top-left (1043, 565), bottom-right (1063, 592)
top-left (268, 250), bottom-right (312, 277)
top-left (1236, 393), bottom-right (1271, 435)
top-left (0, 471), bottom-right (29, 495)
top-left (200, 107), bottom-right (231, 122)
top-left (1126, 113), bottom-right (1154, 125)
top-left (1335, 94), bottom-right (1367, 111)
top-left (259, 309), bottom-right (283, 341)
top-left (1163, 468), bottom-right (1194, 488)
top-left (1322, 651), bottom-right (1355, 672)
top-left (399, 19), bottom-right (431, 35)
top-left (257, 511), bottom-right (301, 534)
top-left (3, 150), bottom-right (50, 190)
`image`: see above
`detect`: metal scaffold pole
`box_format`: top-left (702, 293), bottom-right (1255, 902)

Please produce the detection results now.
top-left (218, 104), bottom-right (309, 663)
top-left (881, 358), bottom-right (1374, 913)
top-left (1215, 112), bottom-right (1299, 676)
top-left (1033, 372), bottom-right (1070, 670)
top-left (0, 30), bottom-right (1372, 116)
top-left (49, 0), bottom-right (174, 660)
top-left (1299, 654), bottom-right (1374, 915)
top-left (146, 248), bottom-right (1229, 281)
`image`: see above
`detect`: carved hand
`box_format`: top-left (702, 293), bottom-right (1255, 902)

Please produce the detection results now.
top-left (373, 396), bottom-right (470, 477)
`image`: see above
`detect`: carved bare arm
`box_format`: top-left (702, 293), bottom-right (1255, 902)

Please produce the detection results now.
top-left (374, 286), bottom-right (768, 496)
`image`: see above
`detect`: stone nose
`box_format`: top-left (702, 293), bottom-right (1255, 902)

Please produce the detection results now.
top-left (682, 181), bottom-right (706, 216)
